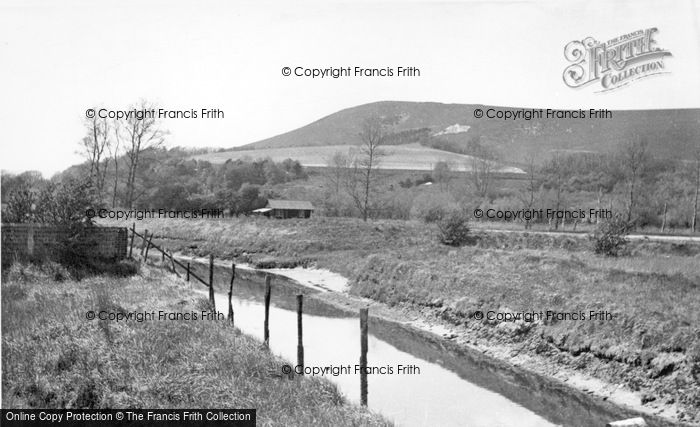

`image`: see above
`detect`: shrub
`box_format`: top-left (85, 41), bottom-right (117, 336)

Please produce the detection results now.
top-left (437, 210), bottom-right (471, 246)
top-left (411, 192), bottom-right (459, 223)
top-left (422, 206), bottom-right (446, 223)
top-left (592, 214), bottom-right (630, 256)
top-left (2, 185), bottom-right (39, 223)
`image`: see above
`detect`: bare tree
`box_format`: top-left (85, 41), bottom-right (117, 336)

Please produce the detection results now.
top-left (325, 151), bottom-right (350, 196)
top-left (108, 121), bottom-right (122, 207)
top-left (465, 137), bottom-right (498, 198)
top-left (518, 156), bottom-right (539, 229)
top-left (692, 146), bottom-right (700, 233)
top-left (321, 151), bottom-right (351, 216)
top-left (620, 137), bottom-right (649, 224)
top-left (118, 101), bottom-right (166, 208)
top-left (80, 114), bottom-right (111, 193)
top-left (540, 153), bottom-right (567, 230)
top-left (551, 156), bottom-right (565, 230)
top-left (433, 161), bottom-right (451, 192)
top-left (469, 156), bottom-right (495, 198)
top-left (346, 116), bottom-right (386, 221)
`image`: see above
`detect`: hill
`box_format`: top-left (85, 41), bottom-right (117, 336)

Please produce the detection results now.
top-left (232, 101), bottom-right (700, 165)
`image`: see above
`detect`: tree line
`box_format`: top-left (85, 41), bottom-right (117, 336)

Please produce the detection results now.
top-left (3, 106), bottom-right (698, 234)
top-left (2, 100), bottom-right (309, 221)
top-left (318, 118), bottom-right (700, 233)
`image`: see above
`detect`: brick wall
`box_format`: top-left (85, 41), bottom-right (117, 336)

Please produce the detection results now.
top-left (1, 224), bottom-right (128, 265)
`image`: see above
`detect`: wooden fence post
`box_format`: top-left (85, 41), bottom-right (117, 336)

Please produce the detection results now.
top-left (297, 294), bottom-right (304, 374)
top-left (168, 250), bottom-right (179, 277)
top-left (140, 229), bottom-right (148, 257)
top-left (186, 262), bottom-right (190, 282)
top-left (661, 202), bottom-right (668, 233)
top-left (264, 275), bottom-right (271, 346)
top-left (161, 251), bottom-right (165, 263)
top-left (360, 307), bottom-right (369, 406)
top-left (144, 234), bottom-right (154, 261)
top-left (209, 254), bottom-right (215, 308)
top-left (128, 223), bottom-right (135, 258)
top-left (228, 263), bottom-right (236, 325)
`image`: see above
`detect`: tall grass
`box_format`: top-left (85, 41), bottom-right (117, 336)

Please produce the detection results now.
top-left (1, 262), bottom-right (389, 426)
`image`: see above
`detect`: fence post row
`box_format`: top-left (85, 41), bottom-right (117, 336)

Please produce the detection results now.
top-left (209, 254), bottom-right (215, 308)
top-left (264, 275), bottom-right (271, 346)
top-left (128, 228), bottom-right (219, 298)
top-left (228, 263), bottom-right (236, 325)
top-left (129, 222), bottom-right (136, 258)
top-left (144, 234), bottom-right (154, 260)
top-left (360, 307), bottom-right (369, 406)
top-left (127, 228), bottom-right (323, 387)
top-left (140, 229), bottom-right (148, 257)
top-left (128, 227), bottom-right (374, 409)
top-left (297, 294), bottom-right (304, 374)
top-left (168, 250), bottom-right (179, 277)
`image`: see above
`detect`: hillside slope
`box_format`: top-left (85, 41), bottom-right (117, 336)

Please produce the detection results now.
top-left (235, 101), bottom-right (700, 164)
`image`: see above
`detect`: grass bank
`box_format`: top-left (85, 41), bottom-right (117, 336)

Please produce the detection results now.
top-left (1, 261), bottom-right (388, 426)
top-left (104, 216), bottom-right (700, 424)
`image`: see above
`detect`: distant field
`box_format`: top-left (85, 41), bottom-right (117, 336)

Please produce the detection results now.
top-left (192, 143), bottom-right (525, 174)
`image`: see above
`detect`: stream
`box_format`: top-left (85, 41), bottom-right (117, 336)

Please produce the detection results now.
top-left (186, 261), bottom-right (654, 427)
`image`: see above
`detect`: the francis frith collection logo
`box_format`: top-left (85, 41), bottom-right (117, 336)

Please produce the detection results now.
top-left (563, 28), bottom-right (672, 92)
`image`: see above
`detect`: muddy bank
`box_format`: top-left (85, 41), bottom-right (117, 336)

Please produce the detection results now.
top-left (314, 285), bottom-right (696, 427)
top-left (349, 253), bottom-right (699, 426)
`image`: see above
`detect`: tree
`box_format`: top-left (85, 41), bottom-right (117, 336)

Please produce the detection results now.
top-left (281, 158), bottom-right (306, 179)
top-left (467, 139), bottom-right (497, 198)
top-left (263, 159), bottom-right (285, 185)
top-left (620, 137), bottom-right (649, 224)
top-left (326, 151), bottom-right (349, 196)
top-left (108, 120), bottom-right (122, 207)
top-left (346, 116), bottom-right (387, 221)
top-left (148, 183), bottom-right (189, 210)
top-left (692, 146), bottom-right (700, 233)
top-left (322, 151), bottom-right (351, 216)
top-left (433, 161), bottom-right (451, 192)
top-left (592, 214), bottom-right (630, 257)
top-left (541, 153), bottom-right (567, 230)
top-left (117, 101), bottom-right (166, 208)
top-left (3, 184), bottom-right (39, 223)
top-left (3, 176), bottom-right (98, 226)
top-left (518, 156), bottom-right (540, 229)
top-left (80, 114), bottom-right (110, 193)
top-left (437, 209), bottom-right (471, 246)
top-left (1, 171), bottom-right (43, 202)
top-left (233, 183), bottom-right (266, 215)
top-left (36, 178), bottom-right (99, 226)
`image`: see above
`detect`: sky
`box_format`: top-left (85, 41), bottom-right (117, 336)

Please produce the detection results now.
top-left (1, 0), bottom-right (699, 177)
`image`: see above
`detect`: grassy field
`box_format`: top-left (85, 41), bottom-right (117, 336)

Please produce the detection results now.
top-left (192, 143), bottom-right (524, 173)
top-left (1, 261), bottom-right (389, 426)
top-left (469, 219), bottom-right (700, 237)
top-left (109, 215), bottom-right (700, 423)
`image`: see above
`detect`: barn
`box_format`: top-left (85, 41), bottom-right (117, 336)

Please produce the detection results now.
top-left (253, 199), bottom-right (314, 219)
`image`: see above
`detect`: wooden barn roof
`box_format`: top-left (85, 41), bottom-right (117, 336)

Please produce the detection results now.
top-left (266, 199), bottom-right (314, 210)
